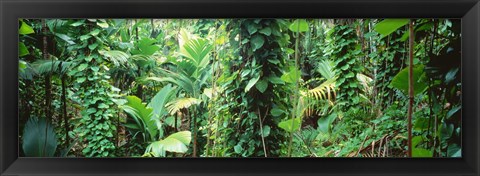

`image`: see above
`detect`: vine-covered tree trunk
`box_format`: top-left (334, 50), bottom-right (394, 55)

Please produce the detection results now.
top-left (69, 20), bottom-right (118, 157)
top-left (226, 19), bottom-right (288, 157)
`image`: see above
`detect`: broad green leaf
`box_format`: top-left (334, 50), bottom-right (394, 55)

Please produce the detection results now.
top-left (412, 148), bottom-right (432, 157)
top-left (259, 27), bottom-right (272, 36)
top-left (255, 79), bottom-right (268, 93)
top-left (281, 67), bottom-right (301, 84)
top-left (90, 29), bottom-right (101, 36)
top-left (441, 123), bottom-right (454, 139)
top-left (261, 126), bottom-right (271, 137)
top-left (77, 63), bottom-right (88, 71)
top-left (289, 19), bottom-right (309, 33)
top-left (271, 108), bottom-right (285, 117)
top-left (412, 136), bottom-right (423, 147)
top-left (446, 106), bottom-right (461, 119)
top-left (148, 84), bottom-right (176, 119)
top-left (124, 96), bottom-right (157, 142)
top-left (374, 19), bottom-right (409, 38)
top-left (234, 144), bottom-right (243, 154)
top-left (145, 131), bottom-right (191, 157)
top-left (278, 117), bottom-right (301, 132)
top-left (80, 35), bottom-right (91, 41)
top-left (97, 21), bottom-right (109, 28)
top-left (250, 34), bottom-right (265, 51)
top-left (70, 20), bottom-right (85, 27)
top-left (389, 65), bottom-right (428, 96)
top-left (267, 76), bottom-right (285, 85)
top-left (55, 33), bottom-right (75, 45)
top-left (414, 117), bottom-right (432, 130)
top-left (317, 113), bottom-right (337, 133)
top-left (19, 21), bottom-right (34, 35)
top-left (88, 43), bottom-right (99, 50)
top-left (19, 42), bottom-right (29, 57)
top-left (245, 75), bottom-right (260, 93)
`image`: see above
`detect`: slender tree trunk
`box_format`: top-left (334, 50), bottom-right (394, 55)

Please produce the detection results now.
top-left (134, 20), bottom-right (144, 100)
top-left (192, 108), bottom-right (198, 157)
top-left (407, 20), bottom-right (415, 157)
top-left (42, 20), bottom-right (52, 120)
top-left (61, 75), bottom-right (70, 146)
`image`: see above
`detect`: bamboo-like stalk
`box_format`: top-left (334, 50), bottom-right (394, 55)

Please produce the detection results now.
top-left (407, 20), bottom-right (415, 157)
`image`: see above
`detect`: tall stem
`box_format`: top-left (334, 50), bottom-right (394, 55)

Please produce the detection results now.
top-left (288, 22), bottom-right (301, 157)
top-left (407, 20), bottom-right (414, 157)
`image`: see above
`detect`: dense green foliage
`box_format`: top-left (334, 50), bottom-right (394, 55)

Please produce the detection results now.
top-left (19, 19), bottom-right (461, 157)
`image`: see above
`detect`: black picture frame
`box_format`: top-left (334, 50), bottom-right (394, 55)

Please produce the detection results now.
top-left (1, 0), bottom-right (479, 175)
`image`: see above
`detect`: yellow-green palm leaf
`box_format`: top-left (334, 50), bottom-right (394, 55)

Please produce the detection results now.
top-left (166, 97), bottom-right (202, 115)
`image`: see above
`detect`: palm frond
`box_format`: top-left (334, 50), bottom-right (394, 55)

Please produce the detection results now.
top-left (122, 96), bottom-right (157, 142)
top-left (305, 78), bottom-right (337, 101)
top-left (32, 59), bottom-right (74, 75)
top-left (147, 68), bottom-right (196, 96)
top-left (300, 78), bottom-right (337, 117)
top-left (316, 59), bottom-right (336, 80)
top-left (179, 38), bottom-right (213, 69)
top-left (99, 50), bottom-right (130, 67)
top-left (165, 97), bottom-right (201, 115)
top-left (19, 60), bottom-right (36, 80)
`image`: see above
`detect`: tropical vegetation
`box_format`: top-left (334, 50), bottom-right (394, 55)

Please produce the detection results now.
top-left (18, 19), bottom-right (461, 157)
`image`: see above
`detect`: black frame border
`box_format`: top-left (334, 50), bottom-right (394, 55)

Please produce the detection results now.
top-left (1, 0), bottom-right (479, 176)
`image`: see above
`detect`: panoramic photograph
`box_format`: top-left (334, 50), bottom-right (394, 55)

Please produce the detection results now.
top-left (18, 19), bottom-right (461, 157)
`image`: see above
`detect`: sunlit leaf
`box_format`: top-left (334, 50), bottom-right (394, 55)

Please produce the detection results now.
top-left (19, 20), bottom-right (35, 35)
top-left (278, 118), bottom-right (301, 133)
top-left (145, 131), bottom-right (191, 157)
top-left (412, 148), bottom-right (432, 157)
top-left (281, 67), bottom-right (301, 84)
top-left (289, 19), bottom-right (309, 33)
top-left (374, 19), bottom-right (409, 38)
top-left (166, 97), bottom-right (201, 115)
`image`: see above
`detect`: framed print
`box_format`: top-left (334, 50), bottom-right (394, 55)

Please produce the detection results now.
top-left (1, 0), bottom-right (479, 175)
